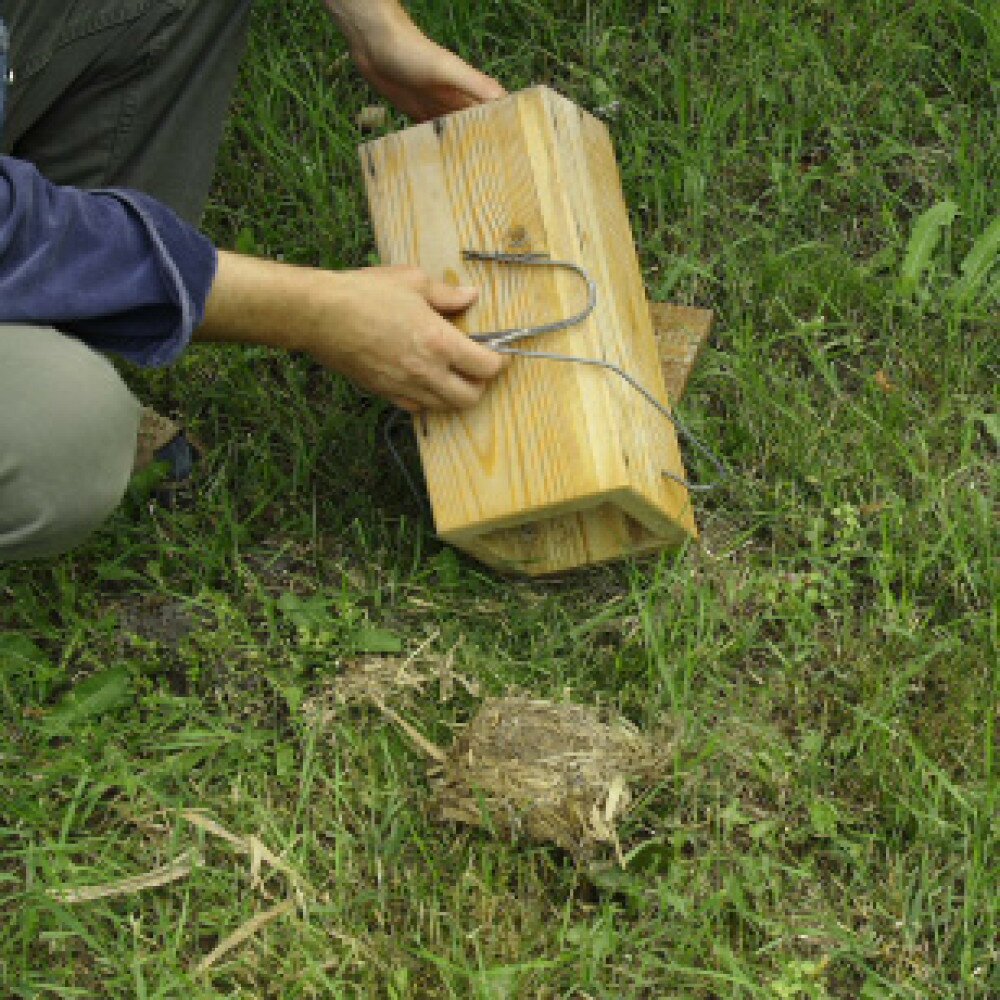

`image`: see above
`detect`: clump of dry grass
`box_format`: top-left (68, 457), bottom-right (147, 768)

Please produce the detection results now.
top-left (305, 655), bottom-right (676, 863)
top-left (431, 697), bottom-right (674, 863)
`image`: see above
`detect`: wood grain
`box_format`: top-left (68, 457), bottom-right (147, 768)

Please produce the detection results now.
top-left (649, 304), bottom-right (714, 404)
top-left (360, 87), bottom-right (699, 575)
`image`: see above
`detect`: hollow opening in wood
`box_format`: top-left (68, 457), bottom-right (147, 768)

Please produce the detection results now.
top-left (469, 501), bottom-right (662, 574)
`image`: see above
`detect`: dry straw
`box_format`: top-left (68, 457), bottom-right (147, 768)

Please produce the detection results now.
top-left (429, 696), bottom-right (670, 864)
top-left (307, 659), bottom-right (673, 864)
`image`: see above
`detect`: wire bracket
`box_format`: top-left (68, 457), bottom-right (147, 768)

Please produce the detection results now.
top-left (459, 249), bottom-right (727, 493)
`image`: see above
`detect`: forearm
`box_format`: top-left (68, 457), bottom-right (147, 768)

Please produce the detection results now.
top-left (194, 250), bottom-right (341, 355)
top-left (195, 251), bottom-right (504, 413)
top-left (323, 0), bottom-right (414, 52)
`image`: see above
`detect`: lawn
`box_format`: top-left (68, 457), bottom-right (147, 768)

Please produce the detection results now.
top-left (1, 0), bottom-right (996, 996)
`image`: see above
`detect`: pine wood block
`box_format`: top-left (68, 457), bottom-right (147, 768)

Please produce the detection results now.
top-left (650, 303), bottom-right (714, 405)
top-left (360, 86), bottom-right (698, 575)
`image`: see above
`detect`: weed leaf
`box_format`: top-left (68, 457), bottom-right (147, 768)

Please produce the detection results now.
top-left (350, 626), bottom-right (403, 654)
top-left (951, 214), bottom-right (1000, 305)
top-left (42, 667), bottom-right (131, 735)
top-left (899, 199), bottom-right (957, 295)
top-left (277, 592), bottom-right (331, 632)
top-left (0, 634), bottom-right (49, 674)
top-left (977, 411), bottom-right (999, 447)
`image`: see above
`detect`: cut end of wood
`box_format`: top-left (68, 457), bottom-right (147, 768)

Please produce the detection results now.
top-left (447, 493), bottom-right (693, 577)
top-left (649, 303), bottom-right (714, 405)
top-left (450, 299), bottom-right (712, 575)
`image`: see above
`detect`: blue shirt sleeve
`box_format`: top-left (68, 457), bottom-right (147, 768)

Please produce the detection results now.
top-left (0, 156), bottom-right (217, 367)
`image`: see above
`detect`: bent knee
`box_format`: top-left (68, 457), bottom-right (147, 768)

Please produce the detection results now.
top-left (0, 326), bottom-right (140, 561)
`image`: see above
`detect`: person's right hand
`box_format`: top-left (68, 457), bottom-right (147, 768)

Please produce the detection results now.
top-left (308, 264), bottom-right (506, 412)
top-left (196, 253), bottom-right (507, 413)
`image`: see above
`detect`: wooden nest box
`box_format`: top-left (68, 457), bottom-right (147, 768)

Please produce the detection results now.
top-left (361, 86), bottom-right (701, 575)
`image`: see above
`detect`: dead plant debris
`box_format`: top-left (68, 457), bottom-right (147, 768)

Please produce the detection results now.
top-left (47, 850), bottom-right (198, 904)
top-left (303, 639), bottom-right (479, 723)
top-left (430, 697), bottom-right (673, 863)
top-left (304, 649), bottom-right (675, 864)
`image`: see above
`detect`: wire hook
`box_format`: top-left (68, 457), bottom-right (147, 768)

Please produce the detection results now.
top-left (461, 250), bottom-right (597, 347)
top-left (460, 248), bottom-right (728, 493)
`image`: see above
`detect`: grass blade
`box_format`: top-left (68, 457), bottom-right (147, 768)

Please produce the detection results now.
top-left (41, 666), bottom-right (131, 735)
top-left (899, 199), bottom-right (958, 295)
top-left (951, 214), bottom-right (1000, 305)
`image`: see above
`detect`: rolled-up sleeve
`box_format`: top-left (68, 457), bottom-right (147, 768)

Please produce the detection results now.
top-left (0, 156), bottom-right (217, 367)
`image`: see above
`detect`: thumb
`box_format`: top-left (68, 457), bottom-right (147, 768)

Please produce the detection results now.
top-left (438, 47), bottom-right (508, 104)
top-left (458, 67), bottom-right (508, 104)
top-left (424, 280), bottom-right (479, 315)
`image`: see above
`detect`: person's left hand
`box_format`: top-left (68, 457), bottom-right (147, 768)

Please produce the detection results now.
top-left (350, 16), bottom-right (506, 121)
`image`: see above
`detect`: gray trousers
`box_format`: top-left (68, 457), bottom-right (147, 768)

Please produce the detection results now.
top-left (1, 0), bottom-right (252, 561)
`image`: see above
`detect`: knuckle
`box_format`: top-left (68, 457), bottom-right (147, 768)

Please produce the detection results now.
top-left (456, 383), bottom-right (483, 409)
top-left (485, 350), bottom-right (505, 376)
top-left (403, 357), bottom-right (430, 383)
top-left (423, 326), bottom-right (449, 356)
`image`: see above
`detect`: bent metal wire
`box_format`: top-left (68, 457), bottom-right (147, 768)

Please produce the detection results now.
top-left (462, 250), bottom-right (598, 348)
top-left (460, 249), bottom-right (727, 494)
top-left (384, 250), bottom-right (728, 507)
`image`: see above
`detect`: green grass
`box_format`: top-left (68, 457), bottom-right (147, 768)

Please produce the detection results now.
top-left (2, 0), bottom-right (997, 995)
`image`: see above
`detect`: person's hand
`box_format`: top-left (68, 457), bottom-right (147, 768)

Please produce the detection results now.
top-left (329, 2), bottom-right (505, 120)
top-left (197, 253), bottom-right (508, 414)
top-left (355, 24), bottom-right (506, 120)
top-left (307, 265), bottom-right (507, 412)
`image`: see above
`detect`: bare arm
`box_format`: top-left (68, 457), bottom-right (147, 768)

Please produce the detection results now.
top-left (323, 0), bottom-right (505, 120)
top-left (324, 1), bottom-right (411, 51)
top-left (195, 251), bottom-right (505, 412)
top-left (194, 5), bottom-right (508, 412)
